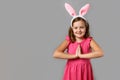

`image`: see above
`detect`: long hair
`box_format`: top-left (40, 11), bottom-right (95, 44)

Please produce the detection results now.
top-left (68, 17), bottom-right (90, 43)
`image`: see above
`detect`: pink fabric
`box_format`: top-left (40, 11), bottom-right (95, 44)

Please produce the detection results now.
top-left (63, 36), bottom-right (94, 80)
top-left (79, 4), bottom-right (90, 16)
top-left (65, 3), bottom-right (76, 16)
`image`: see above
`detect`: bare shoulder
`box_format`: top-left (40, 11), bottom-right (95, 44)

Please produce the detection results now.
top-left (90, 38), bottom-right (103, 51)
top-left (55, 40), bottom-right (69, 52)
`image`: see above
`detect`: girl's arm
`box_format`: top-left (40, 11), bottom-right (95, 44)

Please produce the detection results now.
top-left (53, 40), bottom-right (78, 59)
top-left (78, 39), bottom-right (104, 59)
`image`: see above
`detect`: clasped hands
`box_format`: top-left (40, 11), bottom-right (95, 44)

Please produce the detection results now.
top-left (75, 45), bottom-right (82, 58)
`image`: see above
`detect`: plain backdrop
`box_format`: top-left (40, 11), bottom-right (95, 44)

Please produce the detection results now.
top-left (0, 0), bottom-right (120, 80)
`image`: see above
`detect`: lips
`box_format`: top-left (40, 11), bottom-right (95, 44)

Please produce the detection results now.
top-left (76, 32), bottom-right (82, 34)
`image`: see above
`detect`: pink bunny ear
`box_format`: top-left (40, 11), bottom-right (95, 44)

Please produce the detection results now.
top-left (65, 3), bottom-right (76, 17)
top-left (79, 4), bottom-right (90, 16)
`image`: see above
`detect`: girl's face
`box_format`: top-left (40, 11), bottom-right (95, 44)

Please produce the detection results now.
top-left (72, 20), bottom-right (86, 39)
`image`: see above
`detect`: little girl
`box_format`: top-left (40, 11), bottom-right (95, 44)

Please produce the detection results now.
top-left (53, 3), bottom-right (104, 80)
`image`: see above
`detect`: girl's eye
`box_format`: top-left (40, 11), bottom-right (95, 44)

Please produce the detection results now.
top-left (80, 26), bottom-right (85, 29)
top-left (73, 27), bottom-right (77, 29)
top-left (73, 26), bottom-right (85, 29)
top-left (75, 27), bottom-right (77, 29)
top-left (80, 27), bottom-right (84, 28)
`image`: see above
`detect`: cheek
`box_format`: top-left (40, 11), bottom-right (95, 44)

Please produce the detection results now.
top-left (82, 29), bottom-right (86, 33)
top-left (72, 29), bottom-right (77, 33)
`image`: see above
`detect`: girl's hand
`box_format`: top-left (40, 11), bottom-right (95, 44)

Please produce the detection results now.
top-left (76, 45), bottom-right (82, 58)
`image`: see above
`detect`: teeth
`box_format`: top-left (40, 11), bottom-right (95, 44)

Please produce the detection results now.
top-left (77, 32), bottom-right (81, 33)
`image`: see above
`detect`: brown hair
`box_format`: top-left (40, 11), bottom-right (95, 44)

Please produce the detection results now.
top-left (68, 17), bottom-right (90, 43)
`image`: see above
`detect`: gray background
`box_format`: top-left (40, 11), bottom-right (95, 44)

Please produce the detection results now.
top-left (0, 0), bottom-right (119, 80)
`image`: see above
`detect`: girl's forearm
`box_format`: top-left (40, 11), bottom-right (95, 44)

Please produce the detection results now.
top-left (53, 51), bottom-right (78, 59)
top-left (80, 51), bottom-right (104, 59)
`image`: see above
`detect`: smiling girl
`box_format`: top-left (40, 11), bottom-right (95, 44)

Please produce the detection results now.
top-left (53, 3), bottom-right (104, 80)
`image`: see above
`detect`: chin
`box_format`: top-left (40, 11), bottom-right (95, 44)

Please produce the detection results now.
top-left (76, 35), bottom-right (84, 38)
top-left (74, 33), bottom-right (85, 38)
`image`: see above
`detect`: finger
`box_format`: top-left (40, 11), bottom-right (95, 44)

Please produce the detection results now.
top-left (78, 45), bottom-right (81, 54)
top-left (78, 45), bottom-right (80, 50)
top-left (77, 46), bottom-right (79, 55)
top-left (76, 52), bottom-right (78, 56)
top-left (75, 47), bottom-right (78, 56)
top-left (76, 46), bottom-right (80, 56)
top-left (76, 49), bottom-right (79, 56)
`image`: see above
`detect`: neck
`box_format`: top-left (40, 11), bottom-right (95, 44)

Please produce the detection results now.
top-left (75, 37), bottom-right (84, 42)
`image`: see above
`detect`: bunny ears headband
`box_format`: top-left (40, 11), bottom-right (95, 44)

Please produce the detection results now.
top-left (64, 3), bottom-right (90, 27)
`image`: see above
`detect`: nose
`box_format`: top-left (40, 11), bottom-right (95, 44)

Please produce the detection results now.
top-left (77, 28), bottom-right (81, 31)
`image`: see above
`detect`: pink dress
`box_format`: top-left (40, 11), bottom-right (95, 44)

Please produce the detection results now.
top-left (63, 36), bottom-right (94, 80)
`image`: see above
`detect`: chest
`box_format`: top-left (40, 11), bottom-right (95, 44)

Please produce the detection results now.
top-left (67, 41), bottom-right (91, 54)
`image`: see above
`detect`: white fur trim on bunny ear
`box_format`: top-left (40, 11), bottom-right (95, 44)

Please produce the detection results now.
top-left (65, 3), bottom-right (76, 17)
top-left (71, 15), bottom-right (86, 27)
top-left (64, 3), bottom-right (90, 27)
top-left (79, 4), bottom-right (90, 16)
